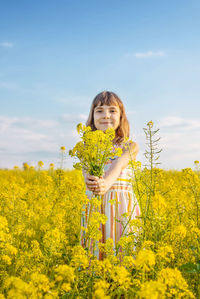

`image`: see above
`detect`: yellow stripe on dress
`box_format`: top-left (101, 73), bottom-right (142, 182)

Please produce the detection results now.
top-left (116, 178), bottom-right (131, 182)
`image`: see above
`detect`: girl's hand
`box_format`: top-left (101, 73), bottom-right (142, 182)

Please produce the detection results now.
top-left (85, 174), bottom-right (107, 195)
top-left (85, 174), bottom-right (99, 192)
top-left (93, 177), bottom-right (107, 195)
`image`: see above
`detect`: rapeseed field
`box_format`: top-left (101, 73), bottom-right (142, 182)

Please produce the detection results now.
top-left (0, 124), bottom-right (200, 298)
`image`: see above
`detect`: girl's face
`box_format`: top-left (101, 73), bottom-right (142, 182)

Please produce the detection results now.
top-left (93, 104), bottom-right (121, 132)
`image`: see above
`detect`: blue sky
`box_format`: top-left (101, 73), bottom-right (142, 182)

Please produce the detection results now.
top-left (0, 0), bottom-right (200, 169)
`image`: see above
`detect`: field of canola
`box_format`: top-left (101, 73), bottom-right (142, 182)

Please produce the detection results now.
top-left (0, 162), bottom-right (200, 298)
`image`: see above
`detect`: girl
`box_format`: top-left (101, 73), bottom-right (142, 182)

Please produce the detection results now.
top-left (83, 91), bottom-right (140, 258)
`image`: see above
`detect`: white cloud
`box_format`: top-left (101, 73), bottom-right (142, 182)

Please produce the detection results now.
top-left (1, 114), bottom-right (199, 170)
top-left (0, 117), bottom-right (56, 152)
top-left (135, 51), bottom-right (165, 58)
top-left (0, 41), bottom-right (14, 48)
top-left (158, 116), bottom-right (200, 169)
top-left (124, 51), bottom-right (165, 59)
top-left (159, 116), bottom-right (200, 130)
top-left (0, 115), bottom-right (81, 169)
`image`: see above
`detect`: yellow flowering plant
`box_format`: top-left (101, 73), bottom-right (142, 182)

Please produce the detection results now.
top-left (1, 121), bottom-right (200, 298)
top-left (69, 123), bottom-right (123, 254)
top-left (69, 123), bottom-right (122, 177)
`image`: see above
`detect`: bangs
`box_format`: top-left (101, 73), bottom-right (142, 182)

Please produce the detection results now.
top-left (93, 92), bottom-right (119, 109)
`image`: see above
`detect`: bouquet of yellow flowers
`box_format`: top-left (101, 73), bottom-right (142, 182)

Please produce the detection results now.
top-left (69, 123), bottom-right (122, 177)
top-left (69, 124), bottom-right (123, 252)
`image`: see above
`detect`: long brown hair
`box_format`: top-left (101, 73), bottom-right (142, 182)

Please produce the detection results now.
top-left (86, 91), bottom-right (130, 144)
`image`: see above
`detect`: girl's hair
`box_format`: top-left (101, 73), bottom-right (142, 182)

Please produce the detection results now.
top-left (86, 91), bottom-right (130, 144)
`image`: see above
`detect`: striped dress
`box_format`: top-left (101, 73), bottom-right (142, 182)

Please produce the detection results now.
top-left (82, 156), bottom-right (140, 259)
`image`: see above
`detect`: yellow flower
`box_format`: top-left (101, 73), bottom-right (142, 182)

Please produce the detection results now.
top-left (70, 245), bottom-right (89, 269)
top-left (156, 245), bottom-right (174, 263)
top-left (4, 277), bottom-right (32, 297)
top-left (38, 160), bottom-right (44, 167)
top-left (152, 193), bottom-right (167, 214)
top-left (1, 254), bottom-right (12, 265)
top-left (69, 124), bottom-right (121, 176)
top-left (139, 280), bottom-right (166, 299)
top-left (61, 283), bottom-right (71, 292)
top-left (76, 123), bottom-right (83, 134)
top-left (135, 249), bottom-right (156, 272)
top-left (194, 160), bottom-right (199, 164)
top-left (99, 238), bottom-right (114, 257)
top-left (30, 272), bottom-right (50, 293)
top-left (60, 146), bottom-right (66, 151)
top-left (94, 288), bottom-right (110, 299)
top-left (111, 266), bottom-right (131, 289)
top-left (117, 235), bottom-right (134, 253)
top-left (55, 265), bottom-right (75, 283)
top-left (101, 258), bottom-right (113, 275)
top-left (122, 256), bottom-right (135, 269)
top-left (141, 240), bottom-right (154, 250)
top-left (87, 212), bottom-right (107, 241)
top-left (158, 268), bottom-right (195, 298)
top-left (147, 120), bottom-right (154, 128)
top-left (94, 280), bottom-right (110, 290)
top-left (174, 224), bottom-right (187, 239)
top-left (5, 244), bottom-right (18, 255)
top-left (23, 162), bottom-right (30, 170)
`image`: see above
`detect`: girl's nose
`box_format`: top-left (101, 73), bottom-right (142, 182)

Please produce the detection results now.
top-left (104, 110), bottom-right (110, 118)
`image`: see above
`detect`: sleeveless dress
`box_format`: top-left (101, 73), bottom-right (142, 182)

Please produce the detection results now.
top-left (81, 155), bottom-right (140, 259)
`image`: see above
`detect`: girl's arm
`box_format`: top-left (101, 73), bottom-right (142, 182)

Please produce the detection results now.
top-left (103, 141), bottom-right (139, 192)
top-left (89, 142), bottom-right (139, 195)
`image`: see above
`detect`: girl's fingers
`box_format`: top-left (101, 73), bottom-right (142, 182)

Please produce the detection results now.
top-left (86, 184), bottom-right (97, 191)
top-left (96, 178), bottom-right (105, 188)
top-left (86, 174), bottom-right (99, 181)
top-left (85, 176), bottom-right (105, 193)
top-left (86, 177), bottom-right (97, 184)
top-left (87, 184), bottom-right (96, 191)
top-left (86, 178), bottom-right (103, 188)
top-left (86, 181), bottom-right (97, 186)
top-left (93, 183), bottom-right (105, 193)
